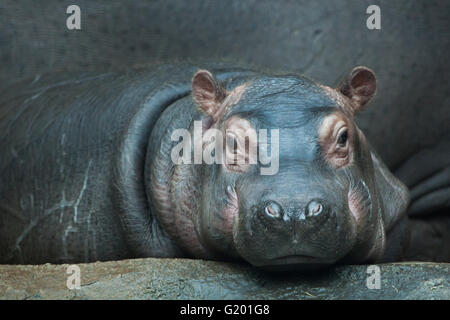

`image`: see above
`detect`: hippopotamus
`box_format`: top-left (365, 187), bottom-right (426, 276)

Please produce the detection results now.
top-left (0, 63), bottom-right (444, 270)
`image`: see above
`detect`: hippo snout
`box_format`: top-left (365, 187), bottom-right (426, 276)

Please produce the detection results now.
top-left (255, 198), bottom-right (339, 247)
top-left (231, 192), bottom-right (354, 270)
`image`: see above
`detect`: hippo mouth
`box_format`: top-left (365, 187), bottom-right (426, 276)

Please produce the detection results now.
top-left (260, 255), bottom-right (336, 271)
top-left (271, 255), bottom-right (320, 264)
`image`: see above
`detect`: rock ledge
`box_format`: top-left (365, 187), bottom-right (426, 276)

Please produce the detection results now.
top-left (0, 259), bottom-right (448, 299)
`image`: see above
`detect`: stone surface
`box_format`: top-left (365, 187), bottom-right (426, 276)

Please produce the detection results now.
top-left (0, 259), bottom-right (448, 299)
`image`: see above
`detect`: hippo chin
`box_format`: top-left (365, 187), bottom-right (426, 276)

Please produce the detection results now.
top-left (0, 64), bottom-right (410, 270)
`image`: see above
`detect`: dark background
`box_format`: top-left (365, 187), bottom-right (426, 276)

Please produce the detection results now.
top-left (0, 0), bottom-right (449, 169)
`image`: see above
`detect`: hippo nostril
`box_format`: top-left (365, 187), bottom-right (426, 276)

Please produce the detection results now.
top-left (306, 200), bottom-right (323, 217)
top-left (264, 201), bottom-right (283, 219)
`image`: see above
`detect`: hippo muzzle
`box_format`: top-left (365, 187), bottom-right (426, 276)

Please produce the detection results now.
top-left (229, 167), bottom-right (383, 270)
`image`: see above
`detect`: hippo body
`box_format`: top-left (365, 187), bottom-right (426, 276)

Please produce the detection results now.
top-left (0, 64), bottom-right (209, 263)
top-left (0, 64), bottom-right (443, 268)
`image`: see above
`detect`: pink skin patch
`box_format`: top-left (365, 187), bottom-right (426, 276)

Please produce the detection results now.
top-left (223, 185), bottom-right (240, 240)
top-left (348, 186), bottom-right (367, 226)
top-left (170, 164), bottom-right (214, 259)
top-left (348, 180), bottom-right (386, 262)
top-left (318, 112), bottom-right (354, 168)
top-left (223, 116), bottom-right (258, 173)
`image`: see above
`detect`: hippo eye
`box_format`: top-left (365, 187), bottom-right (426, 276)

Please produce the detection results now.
top-left (337, 129), bottom-right (348, 147)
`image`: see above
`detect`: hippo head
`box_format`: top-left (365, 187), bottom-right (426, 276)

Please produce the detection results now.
top-left (155, 67), bottom-right (409, 271)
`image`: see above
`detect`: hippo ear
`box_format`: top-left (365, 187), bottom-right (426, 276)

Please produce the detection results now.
top-left (192, 70), bottom-right (227, 120)
top-left (338, 66), bottom-right (377, 112)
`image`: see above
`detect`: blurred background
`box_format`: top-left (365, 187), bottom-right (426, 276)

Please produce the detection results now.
top-left (0, 0), bottom-right (449, 169)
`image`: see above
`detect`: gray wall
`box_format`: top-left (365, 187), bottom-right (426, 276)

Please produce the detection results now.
top-left (1, 0), bottom-right (449, 168)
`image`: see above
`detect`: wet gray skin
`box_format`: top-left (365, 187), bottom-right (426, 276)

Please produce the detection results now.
top-left (0, 64), bottom-right (411, 269)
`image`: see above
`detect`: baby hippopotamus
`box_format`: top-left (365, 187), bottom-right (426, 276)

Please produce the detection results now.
top-left (0, 64), bottom-right (411, 270)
